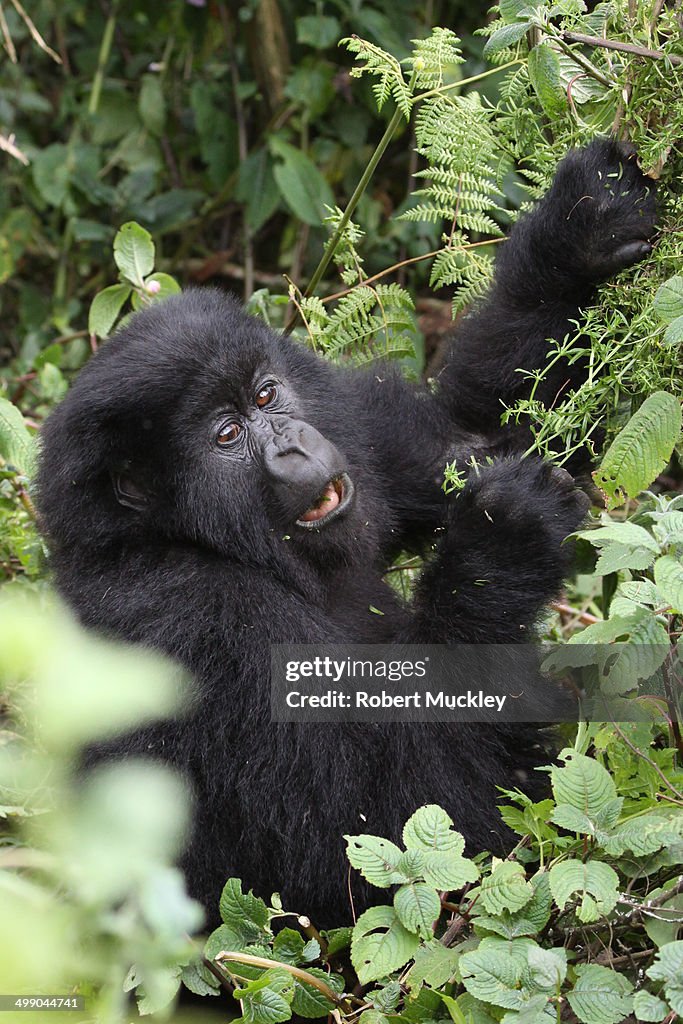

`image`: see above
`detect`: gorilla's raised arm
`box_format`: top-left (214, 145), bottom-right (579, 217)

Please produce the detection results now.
top-left (434, 139), bottom-right (655, 436)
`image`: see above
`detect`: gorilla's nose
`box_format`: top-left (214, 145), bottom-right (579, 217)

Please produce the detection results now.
top-left (262, 418), bottom-right (345, 506)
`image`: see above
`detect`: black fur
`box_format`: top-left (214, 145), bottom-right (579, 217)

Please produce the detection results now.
top-left (36, 139), bottom-right (655, 925)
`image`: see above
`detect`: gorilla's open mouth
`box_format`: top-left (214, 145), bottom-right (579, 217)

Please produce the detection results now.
top-left (295, 473), bottom-right (355, 529)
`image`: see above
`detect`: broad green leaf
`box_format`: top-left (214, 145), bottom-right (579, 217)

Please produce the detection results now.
top-left (527, 42), bottom-right (564, 116)
top-left (548, 859), bottom-right (619, 922)
top-left (499, 0), bottom-right (532, 21)
top-left (405, 940), bottom-right (460, 989)
top-left (664, 314), bottom-right (683, 346)
top-left (479, 861), bottom-right (533, 915)
top-left (233, 969), bottom-right (294, 1024)
top-left (474, 871), bottom-right (552, 939)
top-left (88, 283), bottom-right (131, 338)
top-left (567, 609), bottom-right (669, 693)
top-left (483, 21), bottom-right (530, 56)
top-left (647, 941), bottom-right (683, 1014)
top-left (394, 881), bottom-right (441, 937)
top-left (323, 927), bottom-right (352, 956)
top-left (270, 137), bottom-right (335, 226)
top-left (219, 878), bottom-right (270, 943)
top-left (32, 143), bottom-right (70, 207)
top-left (459, 947), bottom-right (523, 1010)
top-left (291, 968), bottom-right (344, 1018)
top-left (403, 804), bottom-right (465, 853)
top-left (594, 543), bottom-right (656, 575)
top-left (526, 945), bottom-right (567, 990)
top-left (345, 834), bottom-right (406, 887)
top-left (272, 928), bottom-right (304, 964)
top-left (114, 222), bottom-right (155, 286)
top-left (575, 521), bottom-right (660, 553)
top-left (654, 555), bottom-right (683, 613)
top-left (0, 398), bottom-right (37, 477)
top-left (550, 752), bottom-right (616, 818)
top-left (204, 923), bottom-right (242, 961)
top-left (139, 73), bottom-right (166, 136)
top-left (654, 275), bottom-right (683, 323)
top-left (567, 964), bottom-right (633, 1024)
top-left (236, 148), bottom-right (281, 231)
top-left (351, 906), bottom-right (419, 985)
top-left (593, 392), bottom-right (682, 509)
top-left (422, 849), bottom-right (479, 890)
top-left (632, 990), bottom-right (669, 1022)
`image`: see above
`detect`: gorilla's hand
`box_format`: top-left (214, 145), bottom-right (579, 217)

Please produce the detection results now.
top-left (409, 458), bottom-right (589, 642)
top-left (544, 137), bottom-right (656, 282)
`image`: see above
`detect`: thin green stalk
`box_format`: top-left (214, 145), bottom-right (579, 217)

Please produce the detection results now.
top-left (288, 102), bottom-right (408, 322)
top-left (88, 0), bottom-right (118, 116)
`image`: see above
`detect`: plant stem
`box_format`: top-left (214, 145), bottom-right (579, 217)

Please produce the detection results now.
top-left (89, 0), bottom-right (118, 116)
top-left (287, 103), bottom-right (408, 325)
top-left (215, 951), bottom-right (347, 1008)
top-left (563, 30), bottom-right (683, 66)
top-left (413, 58), bottom-right (524, 102)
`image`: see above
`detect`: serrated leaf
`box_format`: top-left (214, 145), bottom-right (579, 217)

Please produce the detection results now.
top-left (0, 398), bottom-right (37, 477)
top-left (345, 834), bottom-right (407, 887)
top-left (647, 941), bottom-right (683, 1014)
top-left (567, 964), bottom-right (633, 1024)
top-left (594, 543), bottom-right (656, 575)
top-left (664, 314), bottom-right (683, 346)
top-left (403, 804), bottom-right (465, 853)
top-left (114, 222), bottom-right (155, 286)
top-left (405, 939), bottom-right (460, 990)
top-left (323, 927), bottom-right (352, 957)
top-left (527, 945), bottom-right (567, 990)
top-left (270, 137), bottom-right (334, 226)
top-left (576, 521), bottom-right (660, 553)
top-left (654, 555), bottom-right (683, 613)
top-left (483, 21), bottom-right (530, 56)
top-left (351, 906), bottom-right (419, 985)
top-left (291, 968), bottom-right (343, 1018)
top-left (394, 882), bottom-right (441, 937)
top-left (272, 928), bottom-right (304, 964)
top-left (500, 0), bottom-right (532, 21)
top-left (459, 947), bottom-right (523, 1010)
top-left (632, 990), bottom-right (669, 1022)
top-left (549, 859), bottom-right (619, 922)
top-left (219, 878), bottom-right (270, 943)
top-left (527, 42), bottom-right (564, 115)
top-left (422, 849), bottom-right (480, 890)
top-left (88, 283), bottom-right (131, 338)
top-left (654, 275), bottom-right (683, 324)
top-left (234, 970), bottom-right (294, 1024)
top-left (550, 752), bottom-right (616, 818)
top-left (480, 861), bottom-right (533, 915)
top-left (593, 392), bottom-right (682, 509)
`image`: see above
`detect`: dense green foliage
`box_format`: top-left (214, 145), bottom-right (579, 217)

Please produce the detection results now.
top-left (1, 0), bottom-right (682, 1020)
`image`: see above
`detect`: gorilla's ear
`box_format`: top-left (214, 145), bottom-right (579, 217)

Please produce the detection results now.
top-left (112, 470), bottom-right (149, 512)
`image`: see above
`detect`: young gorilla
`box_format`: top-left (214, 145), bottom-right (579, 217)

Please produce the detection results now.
top-left (37, 139), bottom-right (655, 925)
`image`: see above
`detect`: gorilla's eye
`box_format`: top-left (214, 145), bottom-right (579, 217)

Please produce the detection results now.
top-left (255, 382), bottom-right (278, 408)
top-left (216, 421), bottom-right (242, 446)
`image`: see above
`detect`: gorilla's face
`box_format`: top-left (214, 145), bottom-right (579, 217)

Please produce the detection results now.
top-left (40, 290), bottom-right (381, 573)
top-left (205, 374), bottom-right (355, 533)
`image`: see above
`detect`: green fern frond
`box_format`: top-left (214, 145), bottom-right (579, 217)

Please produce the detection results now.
top-left (405, 28), bottom-right (464, 90)
top-left (340, 36), bottom-right (412, 119)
